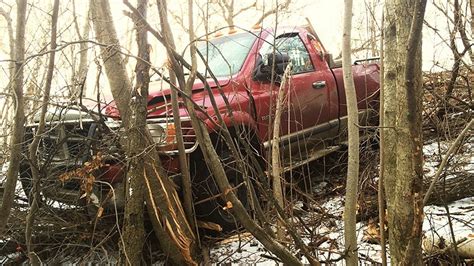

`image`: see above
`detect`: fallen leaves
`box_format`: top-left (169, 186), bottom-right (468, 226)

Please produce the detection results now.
top-left (58, 152), bottom-right (104, 203)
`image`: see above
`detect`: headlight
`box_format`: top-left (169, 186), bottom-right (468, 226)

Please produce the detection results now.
top-left (147, 123), bottom-right (176, 147)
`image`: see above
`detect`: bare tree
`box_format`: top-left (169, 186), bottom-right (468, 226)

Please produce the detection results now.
top-left (25, 1), bottom-right (59, 264)
top-left (120, 0), bottom-right (150, 263)
top-left (0, 0), bottom-right (27, 231)
top-left (156, 0), bottom-right (195, 229)
top-left (341, 0), bottom-right (359, 264)
top-left (271, 63), bottom-right (292, 241)
top-left (123, 1), bottom-right (198, 264)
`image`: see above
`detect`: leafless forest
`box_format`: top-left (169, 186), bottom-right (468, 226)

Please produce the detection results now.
top-left (0, 0), bottom-right (472, 265)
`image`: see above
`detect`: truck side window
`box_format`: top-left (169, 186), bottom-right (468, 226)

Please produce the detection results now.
top-left (260, 33), bottom-right (315, 74)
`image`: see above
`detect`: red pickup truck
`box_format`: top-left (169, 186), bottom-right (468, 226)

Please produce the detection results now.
top-left (21, 26), bottom-right (379, 228)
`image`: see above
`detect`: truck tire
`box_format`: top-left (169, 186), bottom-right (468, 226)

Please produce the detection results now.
top-left (192, 129), bottom-right (264, 232)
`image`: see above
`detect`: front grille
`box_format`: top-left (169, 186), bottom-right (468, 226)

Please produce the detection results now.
top-left (28, 121), bottom-right (97, 164)
top-left (146, 117), bottom-right (198, 154)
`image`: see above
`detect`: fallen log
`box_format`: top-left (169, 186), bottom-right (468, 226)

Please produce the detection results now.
top-left (425, 172), bottom-right (474, 206)
top-left (357, 172), bottom-right (474, 221)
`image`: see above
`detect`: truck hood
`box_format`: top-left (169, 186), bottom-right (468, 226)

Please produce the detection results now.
top-left (105, 77), bottom-right (230, 118)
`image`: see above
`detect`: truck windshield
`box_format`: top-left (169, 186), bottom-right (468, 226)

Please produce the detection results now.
top-left (197, 32), bottom-right (257, 77)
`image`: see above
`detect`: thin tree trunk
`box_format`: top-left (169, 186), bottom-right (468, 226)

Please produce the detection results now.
top-left (342, 0), bottom-right (359, 264)
top-left (24, 1), bottom-right (59, 264)
top-left (381, 0), bottom-right (398, 216)
top-left (121, 0), bottom-right (149, 264)
top-left (271, 64), bottom-right (292, 241)
top-left (157, 0), bottom-right (195, 230)
top-left (377, 11), bottom-right (387, 266)
top-left (0, 0), bottom-right (27, 232)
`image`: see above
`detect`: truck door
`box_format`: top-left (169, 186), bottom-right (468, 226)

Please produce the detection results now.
top-left (267, 32), bottom-right (335, 133)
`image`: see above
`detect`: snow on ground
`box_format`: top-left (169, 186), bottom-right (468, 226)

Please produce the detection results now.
top-left (210, 196), bottom-right (474, 265)
top-left (211, 138), bottom-right (474, 264)
top-left (423, 138), bottom-right (474, 178)
top-left (423, 197), bottom-right (474, 256)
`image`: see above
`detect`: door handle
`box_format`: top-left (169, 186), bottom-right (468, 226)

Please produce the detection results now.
top-left (312, 81), bottom-right (326, 89)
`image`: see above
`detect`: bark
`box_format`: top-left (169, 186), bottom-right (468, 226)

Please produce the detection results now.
top-left (90, 0), bottom-right (132, 127)
top-left (398, 1), bottom-right (426, 263)
top-left (25, 1), bottom-right (59, 263)
top-left (271, 64), bottom-right (292, 241)
top-left (381, 0), bottom-right (398, 214)
top-left (0, 0), bottom-right (27, 232)
top-left (342, 0), bottom-right (359, 264)
top-left (363, 172), bottom-right (474, 218)
top-left (382, 0), bottom-right (425, 264)
top-left (377, 11), bottom-right (387, 266)
top-left (445, 0), bottom-right (462, 99)
top-left (121, 0), bottom-right (149, 264)
top-left (181, 0), bottom-right (198, 229)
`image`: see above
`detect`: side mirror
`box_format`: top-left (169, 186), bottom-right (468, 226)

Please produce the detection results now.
top-left (267, 53), bottom-right (290, 75)
top-left (253, 52), bottom-right (290, 82)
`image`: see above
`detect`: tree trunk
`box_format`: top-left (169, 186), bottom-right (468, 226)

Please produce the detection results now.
top-left (382, 0), bottom-right (425, 264)
top-left (25, 1), bottom-right (59, 263)
top-left (381, 0), bottom-right (398, 215)
top-left (271, 63), bottom-right (292, 241)
top-left (0, 0), bottom-right (27, 232)
top-left (90, 0), bottom-right (132, 127)
top-left (156, 0), bottom-right (195, 229)
top-left (121, 0), bottom-right (149, 264)
top-left (93, 1), bottom-right (196, 264)
top-left (378, 11), bottom-right (388, 266)
top-left (341, 0), bottom-right (359, 264)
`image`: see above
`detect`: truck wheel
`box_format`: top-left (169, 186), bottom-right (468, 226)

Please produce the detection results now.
top-left (192, 132), bottom-right (264, 232)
